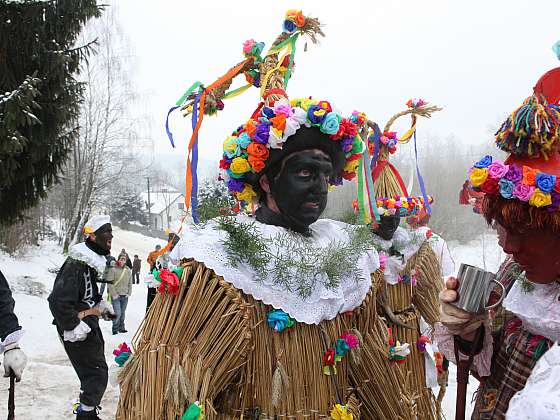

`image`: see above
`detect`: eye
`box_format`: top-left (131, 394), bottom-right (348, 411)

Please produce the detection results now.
top-left (298, 169), bottom-right (312, 177)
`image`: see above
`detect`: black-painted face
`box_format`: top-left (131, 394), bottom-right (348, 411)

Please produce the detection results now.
top-left (92, 223), bottom-right (113, 251)
top-left (269, 150), bottom-right (333, 231)
top-left (372, 215), bottom-right (401, 240)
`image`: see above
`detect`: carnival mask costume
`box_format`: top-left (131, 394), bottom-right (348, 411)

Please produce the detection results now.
top-left (436, 44), bottom-right (560, 420)
top-left (116, 11), bottom-right (446, 420)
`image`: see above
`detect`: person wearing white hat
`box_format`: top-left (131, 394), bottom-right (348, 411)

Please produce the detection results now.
top-left (48, 215), bottom-right (116, 420)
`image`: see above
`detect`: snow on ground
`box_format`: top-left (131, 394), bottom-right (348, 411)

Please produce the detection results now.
top-left (0, 227), bottom-right (164, 419)
top-left (0, 227), bottom-right (504, 419)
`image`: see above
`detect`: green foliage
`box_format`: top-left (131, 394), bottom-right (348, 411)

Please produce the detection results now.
top-left (0, 0), bottom-right (103, 225)
top-left (111, 188), bottom-right (148, 226)
top-left (217, 217), bottom-right (381, 298)
top-left (196, 180), bottom-right (236, 223)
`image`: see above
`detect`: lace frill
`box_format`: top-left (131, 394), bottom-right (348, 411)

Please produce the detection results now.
top-left (169, 216), bottom-right (379, 325)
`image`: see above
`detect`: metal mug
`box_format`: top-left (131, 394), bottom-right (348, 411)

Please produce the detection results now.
top-left (451, 263), bottom-right (506, 315)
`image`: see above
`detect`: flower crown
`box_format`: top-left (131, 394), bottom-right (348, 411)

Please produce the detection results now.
top-left (376, 195), bottom-right (434, 217)
top-left (469, 155), bottom-right (560, 211)
top-left (219, 98), bottom-right (365, 203)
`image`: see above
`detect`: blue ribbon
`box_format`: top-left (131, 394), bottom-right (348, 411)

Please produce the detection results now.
top-left (414, 132), bottom-right (432, 214)
top-left (362, 128), bottom-right (380, 222)
top-left (190, 93), bottom-right (201, 224)
top-left (370, 123), bottom-right (381, 171)
top-left (165, 106), bottom-right (180, 148)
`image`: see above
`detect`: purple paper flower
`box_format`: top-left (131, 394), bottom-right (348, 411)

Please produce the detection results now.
top-left (254, 123), bottom-right (270, 144)
top-left (547, 193), bottom-right (560, 213)
top-left (341, 137), bottom-right (354, 153)
top-left (330, 176), bottom-right (343, 186)
top-left (499, 179), bottom-right (515, 199)
top-left (536, 173), bottom-right (557, 193)
top-left (474, 155), bottom-right (493, 169)
top-left (228, 179), bottom-right (245, 193)
top-left (513, 183), bottom-right (535, 202)
top-left (504, 164), bottom-right (523, 183)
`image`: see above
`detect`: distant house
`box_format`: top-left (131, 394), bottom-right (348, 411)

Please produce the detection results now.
top-left (141, 188), bottom-right (188, 231)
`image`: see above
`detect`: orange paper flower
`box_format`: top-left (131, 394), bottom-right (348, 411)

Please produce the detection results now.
top-left (522, 166), bottom-right (538, 186)
top-left (247, 142), bottom-right (270, 160)
top-left (248, 155), bottom-right (266, 173)
top-left (270, 114), bottom-right (287, 132)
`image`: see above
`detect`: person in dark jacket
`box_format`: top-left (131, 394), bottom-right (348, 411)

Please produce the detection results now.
top-left (48, 215), bottom-right (116, 420)
top-left (131, 255), bottom-right (141, 284)
top-left (0, 270), bottom-right (27, 382)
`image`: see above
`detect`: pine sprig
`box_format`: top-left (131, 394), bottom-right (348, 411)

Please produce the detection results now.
top-left (217, 217), bottom-right (380, 298)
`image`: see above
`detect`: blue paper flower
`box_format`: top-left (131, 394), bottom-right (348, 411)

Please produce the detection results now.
top-left (499, 179), bottom-right (515, 199)
top-left (536, 173), bottom-right (557, 193)
top-left (474, 155), bottom-right (493, 169)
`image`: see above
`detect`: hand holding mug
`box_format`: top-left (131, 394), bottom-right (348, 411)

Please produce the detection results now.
top-left (439, 277), bottom-right (486, 341)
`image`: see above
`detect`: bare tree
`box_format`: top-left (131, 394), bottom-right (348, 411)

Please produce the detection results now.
top-left (45, 6), bottom-right (150, 250)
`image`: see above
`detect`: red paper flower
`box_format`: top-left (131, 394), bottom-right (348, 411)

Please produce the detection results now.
top-left (323, 348), bottom-right (335, 366)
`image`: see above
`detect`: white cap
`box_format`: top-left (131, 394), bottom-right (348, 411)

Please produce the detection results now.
top-left (83, 215), bottom-right (111, 235)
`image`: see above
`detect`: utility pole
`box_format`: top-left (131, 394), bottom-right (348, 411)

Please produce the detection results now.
top-left (146, 177), bottom-right (152, 229)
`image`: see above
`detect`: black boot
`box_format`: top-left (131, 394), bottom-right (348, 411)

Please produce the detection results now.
top-left (76, 408), bottom-right (102, 419)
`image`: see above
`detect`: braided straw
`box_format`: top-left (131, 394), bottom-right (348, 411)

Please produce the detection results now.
top-left (260, 15), bottom-right (324, 106)
top-left (180, 58), bottom-right (257, 117)
top-left (383, 103), bottom-right (442, 134)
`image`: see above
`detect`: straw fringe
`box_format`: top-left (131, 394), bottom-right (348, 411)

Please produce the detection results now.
top-left (117, 257), bottom-right (440, 419)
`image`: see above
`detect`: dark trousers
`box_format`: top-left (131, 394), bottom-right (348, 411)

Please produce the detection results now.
top-left (132, 270), bottom-right (140, 284)
top-left (146, 287), bottom-right (157, 312)
top-left (57, 325), bottom-right (108, 407)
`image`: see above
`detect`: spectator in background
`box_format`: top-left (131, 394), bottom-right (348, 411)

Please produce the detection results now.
top-left (132, 255), bottom-right (141, 284)
top-left (0, 270), bottom-right (27, 382)
top-left (145, 244), bottom-right (161, 312)
top-left (120, 248), bottom-right (132, 269)
top-left (106, 253), bottom-right (132, 335)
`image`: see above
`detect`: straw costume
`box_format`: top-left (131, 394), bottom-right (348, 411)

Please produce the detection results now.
top-left (115, 11), bottom-right (437, 420)
top-left (350, 102), bottom-right (446, 419)
top-left (436, 46), bottom-right (560, 419)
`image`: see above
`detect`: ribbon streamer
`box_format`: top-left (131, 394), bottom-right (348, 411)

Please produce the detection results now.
top-left (414, 131), bottom-right (432, 214)
top-left (165, 81), bottom-right (204, 148)
top-left (190, 93), bottom-right (201, 223)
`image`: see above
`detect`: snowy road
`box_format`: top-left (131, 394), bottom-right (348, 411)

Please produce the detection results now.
top-left (0, 227), bottom-right (502, 419)
top-left (0, 228), bottom-right (164, 419)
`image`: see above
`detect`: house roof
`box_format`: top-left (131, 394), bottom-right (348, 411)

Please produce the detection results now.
top-left (141, 191), bottom-right (184, 215)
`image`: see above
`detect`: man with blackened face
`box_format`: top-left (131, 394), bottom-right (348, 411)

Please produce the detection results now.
top-left (253, 127), bottom-right (344, 234)
top-left (48, 215), bottom-right (116, 419)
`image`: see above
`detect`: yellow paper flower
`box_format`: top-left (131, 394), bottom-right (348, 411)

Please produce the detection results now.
top-left (330, 404), bottom-right (353, 420)
top-left (230, 157), bottom-right (251, 175)
top-left (291, 97), bottom-right (315, 111)
top-left (343, 159), bottom-right (359, 173)
top-left (470, 167), bottom-right (489, 187)
top-left (83, 226), bottom-right (94, 234)
top-left (529, 188), bottom-right (552, 208)
top-left (223, 136), bottom-right (238, 155)
top-left (236, 185), bottom-right (256, 202)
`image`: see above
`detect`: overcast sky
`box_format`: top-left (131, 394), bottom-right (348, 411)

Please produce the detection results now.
top-left (115, 0), bottom-right (560, 175)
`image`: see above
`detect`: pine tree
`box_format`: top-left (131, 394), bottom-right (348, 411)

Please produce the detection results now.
top-left (111, 188), bottom-right (148, 226)
top-left (0, 0), bottom-right (102, 225)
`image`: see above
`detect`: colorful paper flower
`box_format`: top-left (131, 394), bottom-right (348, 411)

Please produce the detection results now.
top-left (331, 404), bottom-right (353, 420)
top-left (469, 167), bottom-right (489, 187)
top-left (499, 179), bottom-right (515, 199)
top-left (504, 164), bottom-right (523, 183)
top-left (307, 105), bottom-right (327, 125)
top-left (529, 188), bottom-right (552, 208)
top-left (480, 177), bottom-right (500, 194)
top-left (474, 155), bottom-right (493, 169)
top-left (267, 309), bottom-right (295, 332)
top-left (513, 183), bottom-right (535, 202)
top-left (286, 9), bottom-right (306, 27)
top-left (321, 112), bottom-right (341, 135)
top-left (236, 184), bottom-right (256, 202)
top-left (230, 157), bottom-right (251, 175)
top-left (487, 161), bottom-right (510, 179)
top-left (522, 166), bottom-right (538, 186)
top-left (536, 173), bottom-right (557, 193)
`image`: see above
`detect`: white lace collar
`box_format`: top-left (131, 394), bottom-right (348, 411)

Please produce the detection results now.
top-left (68, 242), bottom-right (107, 278)
top-left (169, 216), bottom-right (380, 324)
top-left (372, 227), bottom-right (426, 285)
top-left (504, 280), bottom-right (560, 341)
